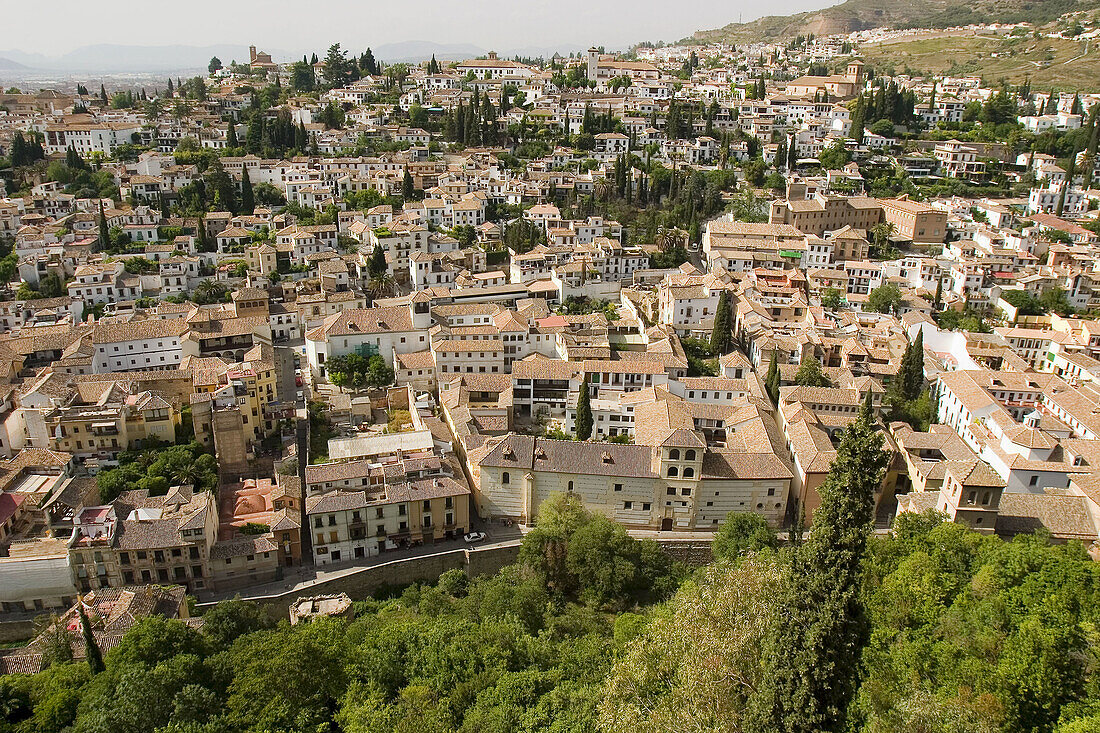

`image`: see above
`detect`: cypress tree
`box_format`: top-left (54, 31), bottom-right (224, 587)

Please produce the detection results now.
top-left (369, 243), bottom-right (387, 277)
top-left (96, 203), bottom-right (109, 253)
top-left (765, 350), bottom-right (780, 403)
top-left (78, 601), bottom-right (105, 674)
top-left (746, 392), bottom-right (888, 733)
top-left (454, 102), bottom-right (466, 143)
top-left (402, 169), bottom-right (415, 199)
top-left (575, 375), bottom-right (593, 440)
top-left (899, 329), bottom-right (925, 402)
top-left (710, 290), bottom-right (733, 355)
top-left (240, 167), bottom-right (254, 214)
top-left (99, 84), bottom-right (108, 105)
top-left (227, 121), bottom-right (238, 148)
top-left (1057, 146), bottom-right (1077, 217)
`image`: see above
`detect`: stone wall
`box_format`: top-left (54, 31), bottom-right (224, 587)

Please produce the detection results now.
top-left (656, 539), bottom-right (714, 565)
top-left (0, 619), bottom-right (35, 644)
top-left (197, 542), bottom-right (521, 617)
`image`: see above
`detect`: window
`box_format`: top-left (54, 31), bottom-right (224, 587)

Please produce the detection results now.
top-left (623, 501), bottom-right (633, 509)
top-left (685, 450), bottom-right (696, 461)
top-left (669, 449), bottom-right (680, 460)
top-left (666, 487), bottom-right (676, 496)
top-left (502, 472), bottom-right (510, 484)
top-left (1029, 475), bottom-right (1039, 486)
top-left (667, 466), bottom-right (678, 477)
top-left (568, 481), bottom-right (574, 492)
top-left (683, 467), bottom-right (694, 478)
top-left (767, 488), bottom-right (775, 496)
top-left (642, 503), bottom-right (651, 510)
top-left (681, 488), bottom-right (691, 496)
top-left (614, 483), bottom-right (622, 492)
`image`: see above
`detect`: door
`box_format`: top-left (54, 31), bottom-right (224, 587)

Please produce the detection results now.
top-left (660, 518), bottom-right (673, 531)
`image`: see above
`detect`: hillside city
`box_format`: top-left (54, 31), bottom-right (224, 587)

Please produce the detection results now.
top-left (2, 11), bottom-right (1100, 732)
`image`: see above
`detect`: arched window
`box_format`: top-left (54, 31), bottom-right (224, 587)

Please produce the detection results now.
top-left (685, 450), bottom-right (697, 461)
top-left (667, 466), bottom-right (678, 477)
top-left (502, 472), bottom-right (510, 485)
top-left (982, 491), bottom-right (991, 505)
top-left (669, 449), bottom-right (680, 460)
top-left (683, 467), bottom-right (695, 478)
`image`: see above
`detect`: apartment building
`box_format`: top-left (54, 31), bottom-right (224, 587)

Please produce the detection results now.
top-left (306, 476), bottom-right (470, 565)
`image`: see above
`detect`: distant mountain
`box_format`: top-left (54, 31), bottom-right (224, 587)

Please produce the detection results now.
top-left (371, 41), bottom-right (486, 63)
top-left (0, 56), bottom-right (27, 70)
top-left (690, 0), bottom-right (1100, 44)
top-left (0, 45), bottom-right (285, 73)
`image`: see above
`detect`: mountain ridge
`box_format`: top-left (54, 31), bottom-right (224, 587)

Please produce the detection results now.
top-left (690, 0), bottom-right (1100, 44)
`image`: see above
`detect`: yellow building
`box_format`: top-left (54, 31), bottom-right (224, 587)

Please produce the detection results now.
top-left (47, 390), bottom-right (179, 459)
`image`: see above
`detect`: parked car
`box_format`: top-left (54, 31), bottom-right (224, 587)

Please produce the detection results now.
top-left (463, 531), bottom-right (487, 544)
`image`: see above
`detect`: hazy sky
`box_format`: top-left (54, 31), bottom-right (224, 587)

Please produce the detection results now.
top-left (8, 0), bottom-right (839, 55)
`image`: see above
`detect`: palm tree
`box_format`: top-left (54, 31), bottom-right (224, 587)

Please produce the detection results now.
top-left (656, 226), bottom-right (686, 252)
top-left (871, 221), bottom-right (897, 259)
top-left (369, 272), bottom-right (395, 299)
top-left (594, 179), bottom-right (613, 205)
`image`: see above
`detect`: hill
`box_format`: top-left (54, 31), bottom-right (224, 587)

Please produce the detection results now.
top-left (855, 30), bottom-right (1100, 90)
top-left (0, 56), bottom-right (27, 70)
top-left (0, 44), bottom-right (280, 73)
top-left (691, 0), bottom-right (1100, 44)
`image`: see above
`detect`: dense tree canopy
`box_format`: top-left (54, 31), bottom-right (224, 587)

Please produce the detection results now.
top-left (5, 495), bottom-right (1100, 733)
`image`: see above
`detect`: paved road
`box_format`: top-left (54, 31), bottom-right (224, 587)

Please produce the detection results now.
top-left (197, 520), bottom-right (523, 604)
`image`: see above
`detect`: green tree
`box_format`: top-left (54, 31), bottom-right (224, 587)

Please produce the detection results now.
top-left (821, 287), bottom-right (844, 309)
top-left (575, 376), bottom-right (593, 440)
top-left (290, 61), bottom-right (315, 92)
top-left (709, 290), bottom-right (733, 355)
top-left (746, 393), bottom-right (888, 733)
top-left (868, 282), bottom-right (902, 314)
top-left (765, 350), bottom-right (780, 403)
top-left (369, 243), bottom-right (387, 277)
top-left (239, 167), bottom-right (254, 214)
top-left (1039, 286), bottom-right (1074, 315)
top-left (601, 559), bottom-right (780, 733)
top-left (322, 43), bottom-right (350, 88)
top-left (817, 140), bottom-right (851, 170)
top-left (208, 56), bottom-right (222, 75)
top-left (79, 601), bottom-right (105, 674)
top-left (402, 168), bottom-right (415, 199)
top-left (96, 202), bottom-right (110, 253)
top-left (199, 598), bottom-right (275, 648)
top-left (794, 352), bottom-right (830, 387)
top-left (898, 329), bottom-right (924, 402)
top-left (712, 513), bottom-right (778, 562)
